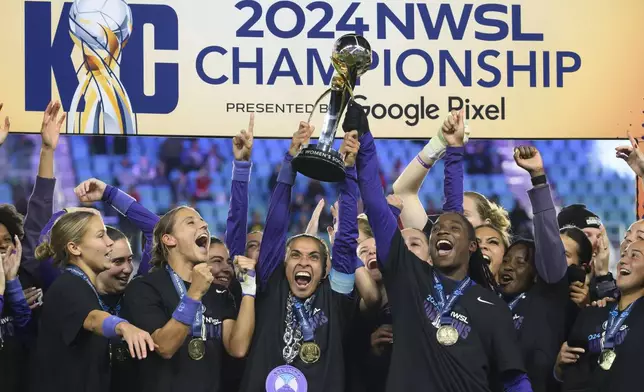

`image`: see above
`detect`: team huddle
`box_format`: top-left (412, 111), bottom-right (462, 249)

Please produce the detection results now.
top-left (0, 100), bottom-right (643, 392)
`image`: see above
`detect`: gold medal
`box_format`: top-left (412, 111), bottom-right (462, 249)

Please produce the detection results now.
top-left (436, 325), bottom-right (459, 346)
top-left (299, 342), bottom-right (321, 364)
top-left (598, 349), bottom-right (617, 370)
top-left (188, 338), bottom-right (206, 360)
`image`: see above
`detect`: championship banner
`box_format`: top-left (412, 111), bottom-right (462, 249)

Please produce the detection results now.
top-left (1, 0), bottom-right (643, 138)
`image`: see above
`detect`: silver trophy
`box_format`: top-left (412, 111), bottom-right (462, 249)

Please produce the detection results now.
top-left (291, 34), bottom-right (372, 182)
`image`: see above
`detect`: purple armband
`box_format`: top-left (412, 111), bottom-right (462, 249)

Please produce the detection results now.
top-left (416, 154), bottom-right (431, 169)
top-left (172, 295), bottom-right (201, 326)
top-left (103, 316), bottom-right (127, 339)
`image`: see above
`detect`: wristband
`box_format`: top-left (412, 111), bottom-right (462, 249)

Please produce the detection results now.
top-left (172, 296), bottom-right (201, 325)
top-left (421, 133), bottom-right (447, 162)
top-left (531, 174), bottom-right (547, 186)
top-left (240, 270), bottom-right (257, 298)
top-left (416, 155), bottom-right (432, 169)
top-left (103, 316), bottom-right (127, 339)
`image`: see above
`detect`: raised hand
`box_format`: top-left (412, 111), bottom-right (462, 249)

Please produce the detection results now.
top-left (592, 226), bottom-right (610, 276)
top-left (288, 122), bottom-right (314, 157)
top-left (441, 110), bottom-right (466, 147)
top-left (74, 178), bottom-right (108, 203)
top-left (340, 131), bottom-right (360, 167)
top-left (326, 201), bottom-right (339, 246)
top-left (306, 199), bottom-right (326, 235)
top-left (233, 113), bottom-right (254, 161)
top-left (41, 101), bottom-right (66, 151)
top-left (3, 237), bottom-right (23, 281)
top-left (616, 131), bottom-right (644, 178)
top-left (116, 322), bottom-right (156, 360)
top-left (187, 263), bottom-right (214, 300)
top-left (234, 256), bottom-right (257, 297)
top-left (514, 146), bottom-right (545, 177)
top-left (0, 103), bottom-right (10, 147)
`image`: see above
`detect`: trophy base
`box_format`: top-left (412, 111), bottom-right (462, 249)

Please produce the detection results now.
top-left (292, 146), bottom-right (346, 183)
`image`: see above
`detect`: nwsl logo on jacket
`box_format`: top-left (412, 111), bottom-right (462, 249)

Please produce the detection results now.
top-left (205, 317), bottom-right (223, 340)
top-left (423, 299), bottom-right (471, 340)
top-left (309, 308), bottom-right (329, 331)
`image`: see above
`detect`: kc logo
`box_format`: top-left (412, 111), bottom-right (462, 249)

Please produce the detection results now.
top-left (24, 0), bottom-right (179, 133)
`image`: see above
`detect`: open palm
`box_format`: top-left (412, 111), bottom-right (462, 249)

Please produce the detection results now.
top-left (41, 101), bottom-right (66, 151)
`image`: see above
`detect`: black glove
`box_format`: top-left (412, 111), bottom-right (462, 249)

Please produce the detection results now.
top-left (342, 100), bottom-right (370, 137)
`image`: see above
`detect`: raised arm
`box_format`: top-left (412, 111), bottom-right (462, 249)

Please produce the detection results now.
top-left (441, 110), bottom-right (468, 213)
top-left (226, 115), bottom-right (254, 258)
top-left (329, 134), bottom-right (361, 295)
top-left (256, 123), bottom-right (313, 289)
top-left (514, 146), bottom-right (567, 283)
top-left (20, 101), bottom-right (65, 287)
top-left (75, 179), bottom-right (160, 276)
top-left (347, 103), bottom-right (398, 265)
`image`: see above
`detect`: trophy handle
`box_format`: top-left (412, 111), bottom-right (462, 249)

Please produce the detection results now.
top-left (307, 87), bottom-right (332, 125)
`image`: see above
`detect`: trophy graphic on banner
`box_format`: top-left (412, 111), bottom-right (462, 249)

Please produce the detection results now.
top-left (67, 0), bottom-right (137, 135)
top-left (291, 34), bottom-right (372, 182)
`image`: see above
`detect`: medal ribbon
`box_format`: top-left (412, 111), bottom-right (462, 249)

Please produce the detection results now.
top-left (66, 266), bottom-right (110, 312)
top-left (603, 301), bottom-right (637, 350)
top-left (165, 265), bottom-right (206, 340)
top-left (508, 293), bottom-right (526, 311)
top-left (428, 272), bottom-right (472, 327)
top-left (294, 300), bottom-right (316, 342)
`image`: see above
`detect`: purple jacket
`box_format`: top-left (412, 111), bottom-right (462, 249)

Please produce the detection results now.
top-left (225, 160), bottom-right (251, 258)
top-left (39, 185), bottom-right (158, 290)
top-left (19, 176), bottom-right (56, 289)
top-left (256, 154), bottom-right (296, 290)
top-left (529, 185), bottom-right (568, 283)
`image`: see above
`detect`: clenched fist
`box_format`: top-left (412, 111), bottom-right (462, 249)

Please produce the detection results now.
top-left (340, 131), bottom-right (360, 167)
top-left (187, 263), bottom-right (214, 300)
top-left (288, 122), bottom-right (314, 157)
top-left (75, 178), bottom-right (108, 203)
top-left (513, 146), bottom-right (545, 178)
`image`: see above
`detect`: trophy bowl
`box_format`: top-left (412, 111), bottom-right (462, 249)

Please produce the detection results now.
top-left (291, 34), bottom-right (372, 183)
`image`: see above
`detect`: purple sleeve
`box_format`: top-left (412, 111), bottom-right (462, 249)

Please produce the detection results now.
top-left (503, 372), bottom-right (533, 392)
top-left (102, 185), bottom-right (159, 276)
top-left (356, 132), bottom-right (398, 265)
top-left (20, 177), bottom-right (56, 287)
top-left (225, 160), bottom-right (251, 258)
top-left (0, 295), bottom-right (3, 316)
top-left (257, 154), bottom-right (296, 289)
top-left (5, 279), bottom-right (31, 327)
top-left (529, 184), bottom-right (567, 284)
top-left (442, 146), bottom-right (465, 213)
top-left (332, 166), bottom-right (360, 275)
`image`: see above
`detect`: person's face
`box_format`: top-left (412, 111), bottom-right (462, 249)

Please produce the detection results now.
top-left (357, 237), bottom-right (381, 282)
top-left (402, 228), bottom-right (430, 262)
top-left (96, 239), bottom-right (133, 294)
top-left (561, 234), bottom-right (580, 266)
top-left (285, 237), bottom-right (325, 299)
top-left (208, 242), bottom-right (234, 288)
top-left (429, 213), bottom-right (477, 273)
top-left (582, 227), bottom-right (602, 250)
top-left (163, 208), bottom-right (210, 264)
top-left (245, 232), bottom-right (263, 261)
top-left (498, 244), bottom-right (536, 296)
top-left (463, 195), bottom-right (486, 228)
top-left (71, 215), bottom-right (115, 273)
top-left (621, 220), bottom-right (644, 255)
top-left (476, 226), bottom-right (505, 278)
top-left (617, 240), bottom-right (644, 294)
top-left (0, 223), bottom-right (12, 257)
